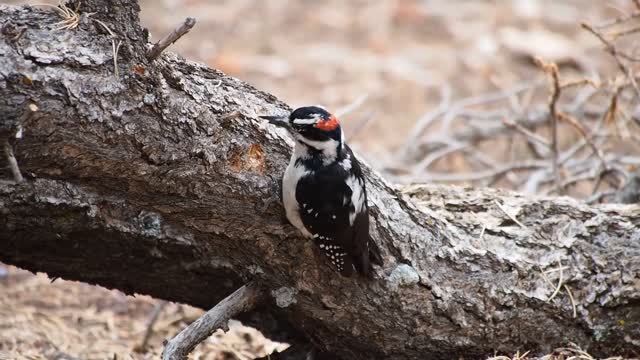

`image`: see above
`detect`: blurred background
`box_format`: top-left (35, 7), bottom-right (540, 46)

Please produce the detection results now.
top-left (1, 0), bottom-right (639, 359)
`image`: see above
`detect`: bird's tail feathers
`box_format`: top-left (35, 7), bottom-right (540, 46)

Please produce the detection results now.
top-left (353, 237), bottom-right (383, 279)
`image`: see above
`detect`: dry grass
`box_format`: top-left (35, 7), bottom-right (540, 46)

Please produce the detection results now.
top-left (34, 0), bottom-right (81, 30)
top-left (489, 343), bottom-right (630, 360)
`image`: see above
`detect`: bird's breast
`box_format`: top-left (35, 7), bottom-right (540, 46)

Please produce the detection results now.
top-left (282, 160), bottom-right (313, 238)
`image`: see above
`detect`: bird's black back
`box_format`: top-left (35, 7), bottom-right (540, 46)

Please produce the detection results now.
top-left (295, 144), bottom-right (381, 277)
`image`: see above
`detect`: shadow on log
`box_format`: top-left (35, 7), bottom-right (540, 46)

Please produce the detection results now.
top-left (0, 2), bottom-right (639, 359)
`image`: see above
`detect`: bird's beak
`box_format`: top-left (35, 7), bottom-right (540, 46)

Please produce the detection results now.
top-left (260, 115), bottom-right (290, 129)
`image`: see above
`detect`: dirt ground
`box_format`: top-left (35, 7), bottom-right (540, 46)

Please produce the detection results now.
top-left (1, 0), bottom-right (637, 359)
top-left (0, 264), bottom-right (288, 359)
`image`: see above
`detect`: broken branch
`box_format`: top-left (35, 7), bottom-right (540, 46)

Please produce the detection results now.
top-left (162, 282), bottom-right (264, 360)
top-left (147, 17), bottom-right (196, 60)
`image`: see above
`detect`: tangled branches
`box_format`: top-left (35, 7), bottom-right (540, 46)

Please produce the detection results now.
top-left (387, 11), bottom-right (640, 204)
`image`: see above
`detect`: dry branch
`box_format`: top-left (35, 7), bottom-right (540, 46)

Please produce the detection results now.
top-left (581, 22), bottom-right (640, 100)
top-left (0, 2), bottom-right (639, 359)
top-left (162, 282), bottom-right (264, 360)
top-left (390, 27), bottom-right (639, 201)
top-left (534, 57), bottom-right (562, 190)
top-left (388, 9), bottom-right (640, 200)
top-left (147, 17), bottom-right (196, 60)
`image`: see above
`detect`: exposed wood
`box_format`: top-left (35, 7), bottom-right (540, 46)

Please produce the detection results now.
top-left (0, 2), bottom-right (639, 359)
top-left (2, 140), bottom-right (23, 183)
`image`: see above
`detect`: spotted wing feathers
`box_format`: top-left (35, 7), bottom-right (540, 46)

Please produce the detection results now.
top-left (295, 148), bottom-right (380, 277)
top-left (315, 236), bottom-right (354, 276)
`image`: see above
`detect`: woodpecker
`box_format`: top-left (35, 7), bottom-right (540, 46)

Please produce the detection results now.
top-left (261, 106), bottom-right (382, 277)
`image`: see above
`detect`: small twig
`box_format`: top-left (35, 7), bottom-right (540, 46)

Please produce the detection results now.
top-left (610, 25), bottom-right (640, 41)
top-left (606, 3), bottom-right (631, 17)
top-left (135, 300), bottom-right (168, 353)
top-left (542, 264), bottom-right (583, 320)
top-left (93, 18), bottom-right (114, 37)
top-left (93, 19), bottom-right (121, 77)
top-left (478, 224), bottom-right (486, 240)
top-left (493, 200), bottom-right (526, 229)
top-left (557, 113), bottom-right (607, 170)
top-left (545, 169), bottom-right (598, 195)
top-left (162, 282), bottom-right (263, 360)
top-left (581, 22), bottom-right (640, 100)
top-left (3, 140), bottom-right (24, 183)
top-left (112, 40), bottom-right (122, 77)
top-left (539, 267), bottom-right (554, 288)
top-left (399, 83), bottom-right (542, 161)
top-left (411, 142), bottom-right (469, 174)
top-left (147, 17), bottom-right (197, 61)
top-left (585, 189), bottom-right (617, 204)
top-left (543, 266), bottom-right (569, 274)
top-left (489, 76), bottom-right (524, 115)
top-left (564, 284), bottom-right (577, 318)
top-left (534, 58), bottom-right (562, 191)
top-left (398, 84), bottom-right (451, 159)
top-left (502, 117), bottom-right (551, 148)
top-left (560, 78), bottom-right (599, 90)
top-left (546, 264), bottom-right (564, 302)
top-left (594, 11), bottom-right (640, 28)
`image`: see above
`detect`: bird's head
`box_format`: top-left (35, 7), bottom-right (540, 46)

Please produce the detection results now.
top-left (261, 106), bottom-right (342, 145)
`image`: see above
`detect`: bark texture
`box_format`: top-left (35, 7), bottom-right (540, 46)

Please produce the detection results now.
top-left (1, 2), bottom-right (639, 359)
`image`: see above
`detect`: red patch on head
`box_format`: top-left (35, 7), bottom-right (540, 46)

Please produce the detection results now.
top-left (314, 115), bottom-right (339, 131)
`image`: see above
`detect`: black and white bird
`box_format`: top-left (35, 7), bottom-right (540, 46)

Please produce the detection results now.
top-left (261, 106), bottom-right (382, 277)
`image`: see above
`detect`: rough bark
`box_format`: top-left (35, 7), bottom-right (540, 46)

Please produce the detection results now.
top-left (1, 2), bottom-right (639, 359)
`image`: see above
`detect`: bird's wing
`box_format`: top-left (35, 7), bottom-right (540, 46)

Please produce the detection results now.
top-left (296, 172), bottom-right (357, 276)
top-left (351, 205), bottom-right (372, 275)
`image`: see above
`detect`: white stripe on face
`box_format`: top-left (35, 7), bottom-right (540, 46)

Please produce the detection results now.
top-left (292, 118), bottom-right (317, 125)
top-left (292, 113), bottom-right (321, 125)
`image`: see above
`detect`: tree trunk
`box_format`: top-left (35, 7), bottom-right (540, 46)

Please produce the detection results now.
top-left (1, 2), bottom-right (639, 359)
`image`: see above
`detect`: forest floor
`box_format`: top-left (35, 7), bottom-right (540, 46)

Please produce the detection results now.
top-left (1, 0), bottom-right (637, 359)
